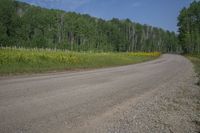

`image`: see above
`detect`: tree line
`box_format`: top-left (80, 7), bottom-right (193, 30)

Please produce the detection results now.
top-left (177, 1), bottom-right (200, 53)
top-left (0, 0), bottom-right (181, 52)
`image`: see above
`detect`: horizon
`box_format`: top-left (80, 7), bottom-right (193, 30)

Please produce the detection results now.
top-left (17, 0), bottom-right (194, 32)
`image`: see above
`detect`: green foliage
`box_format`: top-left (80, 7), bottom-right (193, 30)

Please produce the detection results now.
top-left (0, 47), bottom-right (160, 74)
top-left (178, 1), bottom-right (200, 53)
top-left (0, 0), bottom-right (20, 46)
top-left (0, 0), bottom-right (179, 52)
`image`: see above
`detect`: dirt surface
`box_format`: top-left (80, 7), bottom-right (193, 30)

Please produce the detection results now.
top-left (0, 54), bottom-right (199, 133)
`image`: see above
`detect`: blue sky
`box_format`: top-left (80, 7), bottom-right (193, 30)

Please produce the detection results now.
top-left (18, 0), bottom-right (194, 32)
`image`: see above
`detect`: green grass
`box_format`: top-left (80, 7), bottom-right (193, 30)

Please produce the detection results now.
top-left (0, 47), bottom-right (160, 75)
top-left (187, 54), bottom-right (200, 85)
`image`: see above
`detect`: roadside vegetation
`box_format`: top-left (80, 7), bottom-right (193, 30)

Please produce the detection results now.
top-left (0, 0), bottom-right (199, 76)
top-left (0, 0), bottom-right (179, 53)
top-left (187, 54), bottom-right (200, 85)
top-left (178, 1), bottom-right (200, 83)
top-left (177, 1), bottom-right (200, 53)
top-left (0, 47), bottom-right (160, 75)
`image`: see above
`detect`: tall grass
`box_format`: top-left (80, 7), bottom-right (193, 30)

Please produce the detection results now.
top-left (187, 54), bottom-right (200, 85)
top-left (0, 47), bottom-right (161, 75)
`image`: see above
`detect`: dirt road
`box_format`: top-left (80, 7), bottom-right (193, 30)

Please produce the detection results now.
top-left (0, 54), bottom-right (199, 133)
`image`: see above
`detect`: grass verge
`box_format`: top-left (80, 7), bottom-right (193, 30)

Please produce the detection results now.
top-left (0, 47), bottom-right (160, 75)
top-left (187, 54), bottom-right (200, 86)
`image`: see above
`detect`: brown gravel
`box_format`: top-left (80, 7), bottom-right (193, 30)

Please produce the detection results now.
top-left (0, 54), bottom-right (199, 133)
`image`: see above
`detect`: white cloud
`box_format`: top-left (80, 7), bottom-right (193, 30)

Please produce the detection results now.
top-left (131, 2), bottom-right (141, 7)
top-left (40, 0), bottom-right (91, 10)
top-left (65, 0), bottom-right (91, 10)
top-left (29, 2), bottom-right (38, 6)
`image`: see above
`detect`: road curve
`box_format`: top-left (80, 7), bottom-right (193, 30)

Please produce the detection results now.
top-left (0, 54), bottom-right (198, 133)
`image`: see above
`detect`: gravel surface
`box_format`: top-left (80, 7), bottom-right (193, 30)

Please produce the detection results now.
top-left (0, 54), bottom-right (199, 133)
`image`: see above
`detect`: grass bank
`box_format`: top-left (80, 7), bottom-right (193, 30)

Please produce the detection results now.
top-left (187, 54), bottom-right (200, 85)
top-left (0, 47), bottom-right (160, 75)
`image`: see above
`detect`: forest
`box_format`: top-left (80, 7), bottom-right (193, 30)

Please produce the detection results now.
top-left (177, 1), bottom-right (200, 53)
top-left (0, 0), bottom-right (180, 52)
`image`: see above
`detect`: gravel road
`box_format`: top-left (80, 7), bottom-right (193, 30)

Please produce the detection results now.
top-left (0, 54), bottom-right (199, 133)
